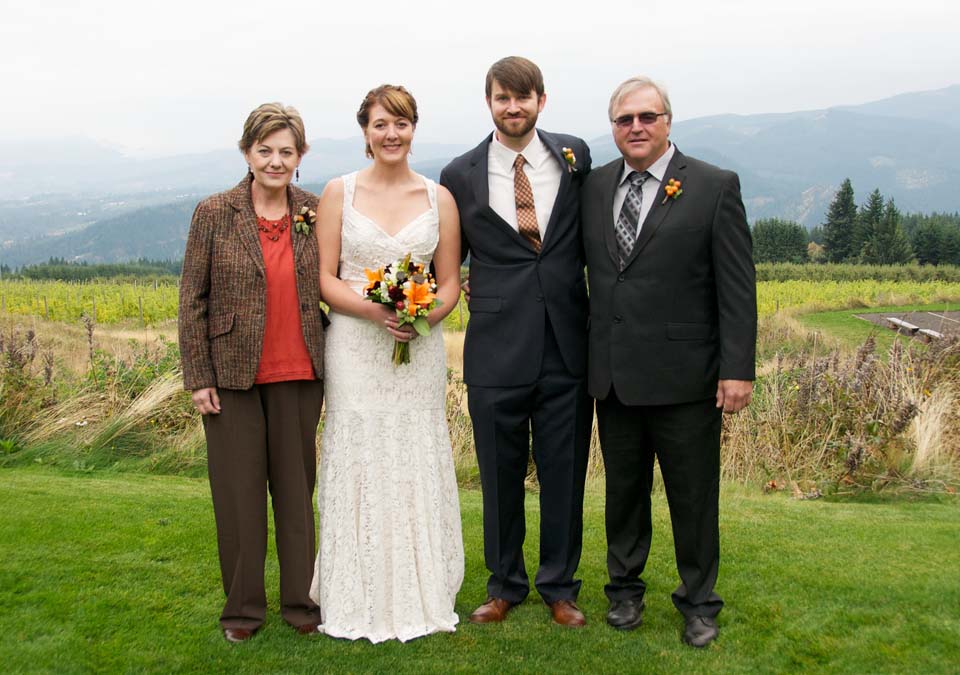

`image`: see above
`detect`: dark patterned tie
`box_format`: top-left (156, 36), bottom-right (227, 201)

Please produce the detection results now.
top-left (615, 171), bottom-right (649, 267)
top-left (513, 154), bottom-right (541, 252)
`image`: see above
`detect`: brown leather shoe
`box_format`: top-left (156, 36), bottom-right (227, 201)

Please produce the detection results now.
top-left (223, 627), bottom-right (255, 643)
top-left (549, 600), bottom-right (586, 627)
top-left (295, 621), bottom-right (321, 635)
top-left (469, 597), bottom-right (516, 624)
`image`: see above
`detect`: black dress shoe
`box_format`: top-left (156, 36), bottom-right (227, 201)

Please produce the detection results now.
top-left (682, 616), bottom-right (718, 648)
top-left (606, 599), bottom-right (644, 630)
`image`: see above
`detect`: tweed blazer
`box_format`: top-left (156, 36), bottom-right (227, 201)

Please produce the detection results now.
top-left (178, 175), bottom-right (324, 391)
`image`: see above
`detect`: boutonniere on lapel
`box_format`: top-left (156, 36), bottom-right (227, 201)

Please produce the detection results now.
top-left (293, 206), bottom-right (316, 236)
top-left (661, 178), bottom-right (683, 204)
top-left (561, 147), bottom-right (578, 173)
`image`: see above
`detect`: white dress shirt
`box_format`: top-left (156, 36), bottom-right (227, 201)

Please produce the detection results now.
top-left (488, 131), bottom-right (563, 240)
top-left (612, 143), bottom-right (676, 235)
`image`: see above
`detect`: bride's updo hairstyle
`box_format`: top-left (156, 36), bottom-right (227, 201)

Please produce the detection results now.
top-left (356, 85), bottom-right (419, 159)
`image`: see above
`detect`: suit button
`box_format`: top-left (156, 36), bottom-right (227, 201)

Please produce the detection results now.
top-left (613, 315), bottom-right (623, 324)
top-left (536, 294), bottom-right (543, 302)
top-left (618, 274), bottom-right (625, 282)
top-left (301, 303), bottom-right (309, 311)
top-left (297, 266), bottom-right (305, 275)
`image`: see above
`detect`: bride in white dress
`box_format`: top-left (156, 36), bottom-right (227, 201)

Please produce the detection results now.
top-left (309, 85), bottom-right (464, 643)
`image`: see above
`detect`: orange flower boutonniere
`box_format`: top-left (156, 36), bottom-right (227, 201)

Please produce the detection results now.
top-left (661, 178), bottom-right (683, 204)
top-left (561, 147), bottom-right (577, 173)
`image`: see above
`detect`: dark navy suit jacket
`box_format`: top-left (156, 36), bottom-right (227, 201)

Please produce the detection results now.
top-left (440, 130), bottom-right (592, 387)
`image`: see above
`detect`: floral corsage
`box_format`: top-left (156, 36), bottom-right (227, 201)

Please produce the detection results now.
top-left (294, 206), bottom-right (316, 235)
top-left (561, 147), bottom-right (577, 173)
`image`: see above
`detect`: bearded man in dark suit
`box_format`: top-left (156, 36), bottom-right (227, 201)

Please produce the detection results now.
top-left (440, 56), bottom-right (592, 627)
top-left (581, 76), bottom-right (757, 648)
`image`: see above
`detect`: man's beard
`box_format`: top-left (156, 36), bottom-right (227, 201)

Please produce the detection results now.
top-left (494, 113), bottom-right (537, 139)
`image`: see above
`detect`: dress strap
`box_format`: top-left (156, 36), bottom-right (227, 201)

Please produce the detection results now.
top-left (423, 176), bottom-right (438, 216)
top-left (341, 171), bottom-right (357, 212)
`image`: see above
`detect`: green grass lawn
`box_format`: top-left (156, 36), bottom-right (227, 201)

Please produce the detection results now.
top-left (799, 302), bottom-right (957, 350)
top-left (1, 468), bottom-right (958, 674)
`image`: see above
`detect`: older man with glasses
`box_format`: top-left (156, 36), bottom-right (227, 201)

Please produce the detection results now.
top-left (580, 76), bottom-right (757, 648)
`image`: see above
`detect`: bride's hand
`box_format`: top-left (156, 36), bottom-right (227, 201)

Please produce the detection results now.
top-left (369, 304), bottom-right (416, 342)
top-left (385, 315), bottom-right (416, 342)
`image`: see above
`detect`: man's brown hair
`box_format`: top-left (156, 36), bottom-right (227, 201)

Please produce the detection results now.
top-left (485, 56), bottom-right (544, 99)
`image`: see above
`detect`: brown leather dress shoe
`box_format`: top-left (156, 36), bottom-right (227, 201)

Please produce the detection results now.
top-left (295, 622), bottom-right (321, 635)
top-left (549, 600), bottom-right (586, 627)
top-left (223, 627), bottom-right (255, 643)
top-left (469, 597), bottom-right (516, 624)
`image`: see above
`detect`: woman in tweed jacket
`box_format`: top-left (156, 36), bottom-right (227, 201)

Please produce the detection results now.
top-left (178, 103), bottom-right (325, 643)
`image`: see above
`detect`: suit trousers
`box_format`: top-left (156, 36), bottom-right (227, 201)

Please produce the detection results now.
top-left (203, 379), bottom-right (323, 630)
top-left (467, 319), bottom-right (591, 604)
top-left (596, 391), bottom-right (724, 619)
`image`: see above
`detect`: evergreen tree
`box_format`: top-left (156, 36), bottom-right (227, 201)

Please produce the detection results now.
top-left (942, 227), bottom-right (960, 265)
top-left (911, 221), bottom-right (944, 265)
top-left (822, 178), bottom-right (857, 262)
top-left (860, 198), bottom-right (914, 264)
top-left (901, 212), bottom-right (960, 265)
top-left (855, 188), bottom-right (886, 259)
top-left (808, 225), bottom-right (825, 245)
top-left (752, 218), bottom-right (809, 263)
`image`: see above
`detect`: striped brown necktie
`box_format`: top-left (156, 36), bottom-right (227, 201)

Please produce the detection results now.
top-left (513, 153), bottom-right (541, 252)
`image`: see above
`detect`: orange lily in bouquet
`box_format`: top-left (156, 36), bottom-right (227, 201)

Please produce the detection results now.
top-left (363, 253), bottom-right (442, 365)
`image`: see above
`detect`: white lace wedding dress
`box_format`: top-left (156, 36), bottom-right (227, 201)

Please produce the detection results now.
top-left (309, 171), bottom-right (464, 643)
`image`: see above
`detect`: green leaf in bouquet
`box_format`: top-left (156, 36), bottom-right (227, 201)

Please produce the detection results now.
top-left (412, 316), bottom-right (431, 337)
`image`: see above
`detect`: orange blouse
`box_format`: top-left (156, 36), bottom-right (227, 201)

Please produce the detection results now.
top-left (254, 214), bottom-right (315, 384)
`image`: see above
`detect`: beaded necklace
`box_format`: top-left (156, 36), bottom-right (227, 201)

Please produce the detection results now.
top-left (256, 214), bottom-right (291, 242)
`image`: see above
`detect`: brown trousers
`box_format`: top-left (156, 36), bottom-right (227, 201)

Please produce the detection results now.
top-left (203, 379), bottom-right (323, 631)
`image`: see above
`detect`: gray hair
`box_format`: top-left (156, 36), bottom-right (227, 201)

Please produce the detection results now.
top-left (608, 76), bottom-right (672, 122)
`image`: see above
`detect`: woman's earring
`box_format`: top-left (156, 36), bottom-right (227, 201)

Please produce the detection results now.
top-left (296, 167), bottom-right (300, 182)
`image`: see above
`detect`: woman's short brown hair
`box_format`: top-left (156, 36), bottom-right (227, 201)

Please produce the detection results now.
top-left (356, 85), bottom-right (419, 158)
top-left (238, 103), bottom-right (309, 156)
top-left (485, 56), bottom-right (544, 99)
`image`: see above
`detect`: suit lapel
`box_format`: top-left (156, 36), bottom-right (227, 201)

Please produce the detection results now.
top-left (601, 161), bottom-right (622, 267)
top-left (623, 150), bottom-right (687, 268)
top-left (227, 176), bottom-right (266, 276)
top-left (538, 131), bottom-right (573, 255)
top-left (470, 133), bottom-right (537, 251)
top-left (289, 186), bottom-right (312, 261)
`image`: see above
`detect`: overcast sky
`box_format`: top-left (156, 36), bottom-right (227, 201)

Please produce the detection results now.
top-left (2, 0), bottom-right (958, 156)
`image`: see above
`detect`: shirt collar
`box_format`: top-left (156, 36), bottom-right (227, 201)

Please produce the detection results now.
top-left (491, 130), bottom-right (549, 173)
top-left (619, 143), bottom-right (675, 186)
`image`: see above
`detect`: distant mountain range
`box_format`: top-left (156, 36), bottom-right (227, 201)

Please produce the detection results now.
top-left (2, 85), bottom-right (959, 267)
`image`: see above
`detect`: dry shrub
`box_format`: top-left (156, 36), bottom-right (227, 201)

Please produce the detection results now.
top-left (724, 319), bottom-right (960, 494)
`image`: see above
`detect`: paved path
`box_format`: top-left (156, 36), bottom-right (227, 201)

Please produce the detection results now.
top-left (855, 310), bottom-right (960, 339)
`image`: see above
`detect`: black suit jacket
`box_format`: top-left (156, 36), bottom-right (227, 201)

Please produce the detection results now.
top-left (440, 130), bottom-right (592, 387)
top-left (581, 148), bottom-right (756, 405)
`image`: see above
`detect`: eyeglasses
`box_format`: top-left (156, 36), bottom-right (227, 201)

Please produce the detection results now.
top-left (611, 112), bottom-right (669, 129)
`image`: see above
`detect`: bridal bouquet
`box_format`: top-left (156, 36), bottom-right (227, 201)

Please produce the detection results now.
top-left (363, 253), bottom-right (442, 365)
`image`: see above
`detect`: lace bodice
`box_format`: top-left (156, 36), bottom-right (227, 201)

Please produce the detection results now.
top-left (338, 171), bottom-right (440, 294)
